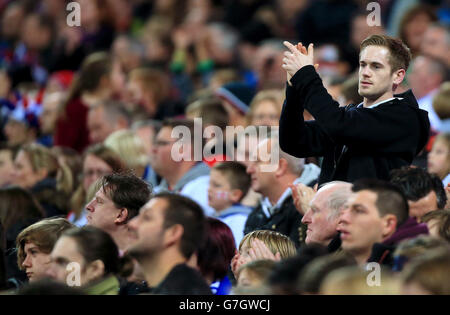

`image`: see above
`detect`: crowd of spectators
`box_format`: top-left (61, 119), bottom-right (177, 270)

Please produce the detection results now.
top-left (0, 0), bottom-right (449, 295)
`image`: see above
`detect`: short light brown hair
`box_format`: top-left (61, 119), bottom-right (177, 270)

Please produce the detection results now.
top-left (212, 162), bottom-right (251, 201)
top-left (360, 34), bottom-right (412, 72)
top-left (16, 218), bottom-right (74, 269)
top-left (239, 230), bottom-right (297, 259)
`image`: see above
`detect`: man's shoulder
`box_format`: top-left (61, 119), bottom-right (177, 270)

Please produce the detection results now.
top-left (153, 264), bottom-right (212, 295)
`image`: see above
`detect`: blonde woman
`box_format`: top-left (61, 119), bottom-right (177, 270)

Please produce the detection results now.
top-left (104, 130), bottom-right (149, 178)
top-left (12, 143), bottom-right (73, 217)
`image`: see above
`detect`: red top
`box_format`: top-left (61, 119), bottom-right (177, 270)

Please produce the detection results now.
top-left (54, 97), bottom-right (90, 153)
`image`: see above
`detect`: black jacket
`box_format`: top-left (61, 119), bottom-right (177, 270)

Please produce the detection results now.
top-left (279, 66), bottom-right (430, 185)
top-left (244, 195), bottom-right (305, 247)
top-left (150, 264), bottom-right (212, 295)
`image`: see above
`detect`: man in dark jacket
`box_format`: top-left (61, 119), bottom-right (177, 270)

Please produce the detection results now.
top-left (280, 35), bottom-right (430, 185)
top-left (337, 179), bottom-right (412, 267)
top-left (127, 192), bottom-right (212, 295)
top-left (244, 133), bottom-right (316, 247)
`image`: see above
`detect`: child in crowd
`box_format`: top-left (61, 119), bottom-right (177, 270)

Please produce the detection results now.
top-left (208, 161), bottom-right (252, 246)
top-left (428, 133), bottom-right (450, 187)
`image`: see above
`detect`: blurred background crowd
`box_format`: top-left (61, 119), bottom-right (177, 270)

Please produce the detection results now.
top-left (0, 0), bottom-right (449, 295)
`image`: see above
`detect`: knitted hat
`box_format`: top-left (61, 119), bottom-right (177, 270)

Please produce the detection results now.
top-left (215, 82), bottom-right (256, 115)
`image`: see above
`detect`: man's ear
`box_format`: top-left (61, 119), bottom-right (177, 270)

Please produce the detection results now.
top-left (382, 214), bottom-right (398, 239)
top-left (392, 69), bottom-right (406, 88)
top-left (164, 224), bottom-right (184, 248)
top-left (86, 259), bottom-right (105, 283)
top-left (115, 208), bottom-right (129, 224)
top-left (275, 158), bottom-right (288, 178)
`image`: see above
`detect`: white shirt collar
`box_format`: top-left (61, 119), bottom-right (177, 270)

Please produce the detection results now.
top-left (357, 97), bottom-right (402, 109)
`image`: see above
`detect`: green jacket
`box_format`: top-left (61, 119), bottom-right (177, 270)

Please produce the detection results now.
top-left (84, 275), bottom-right (120, 295)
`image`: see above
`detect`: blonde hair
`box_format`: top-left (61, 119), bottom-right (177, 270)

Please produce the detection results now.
top-left (239, 230), bottom-right (297, 259)
top-left (104, 130), bottom-right (149, 171)
top-left (320, 266), bottom-right (401, 295)
top-left (20, 143), bottom-right (73, 195)
top-left (246, 89), bottom-right (284, 126)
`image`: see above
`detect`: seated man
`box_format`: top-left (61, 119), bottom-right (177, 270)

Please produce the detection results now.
top-left (152, 119), bottom-right (214, 216)
top-left (85, 172), bottom-right (151, 252)
top-left (390, 166), bottom-right (447, 221)
top-left (244, 131), bottom-right (319, 247)
top-left (301, 181), bottom-right (352, 252)
top-left (127, 192), bottom-right (212, 295)
top-left (338, 179), bottom-right (411, 266)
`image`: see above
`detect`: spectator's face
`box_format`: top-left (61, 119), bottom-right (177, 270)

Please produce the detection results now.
top-left (358, 46), bottom-right (398, 101)
top-left (208, 169), bottom-right (234, 211)
top-left (246, 139), bottom-right (276, 196)
top-left (127, 198), bottom-right (168, 258)
top-left (404, 13), bottom-right (433, 53)
top-left (408, 57), bottom-right (439, 99)
top-left (21, 15), bottom-right (51, 51)
top-left (338, 190), bottom-right (386, 257)
top-left (39, 94), bottom-right (61, 135)
top-left (135, 126), bottom-right (156, 158)
top-left (421, 27), bottom-right (450, 66)
top-left (151, 127), bottom-right (179, 178)
top-left (85, 188), bottom-right (121, 231)
top-left (12, 150), bottom-right (45, 189)
top-left (251, 100), bottom-right (280, 127)
top-left (408, 191), bottom-right (438, 220)
top-left (2, 4), bottom-right (25, 39)
top-left (4, 119), bottom-right (29, 147)
top-left (0, 150), bottom-right (15, 187)
top-left (87, 106), bottom-right (114, 144)
top-left (82, 154), bottom-right (113, 191)
top-left (22, 242), bottom-right (51, 282)
top-left (428, 140), bottom-right (450, 180)
top-left (301, 187), bottom-right (339, 246)
top-left (47, 236), bottom-right (98, 286)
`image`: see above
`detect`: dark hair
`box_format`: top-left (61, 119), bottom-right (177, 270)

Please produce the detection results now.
top-left (154, 192), bottom-right (206, 259)
top-left (94, 100), bottom-right (131, 126)
top-left (360, 34), bottom-right (412, 72)
top-left (352, 178), bottom-right (409, 226)
top-left (421, 209), bottom-right (450, 243)
top-left (212, 162), bottom-right (251, 201)
top-left (297, 252), bottom-right (357, 294)
top-left (197, 218), bottom-right (236, 282)
top-left (390, 167), bottom-right (447, 209)
top-left (186, 98), bottom-right (230, 130)
top-left (0, 186), bottom-right (45, 232)
top-left (268, 244), bottom-right (329, 294)
top-left (101, 172), bottom-right (152, 222)
top-left (63, 52), bottom-right (112, 112)
top-left (62, 226), bottom-right (132, 278)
